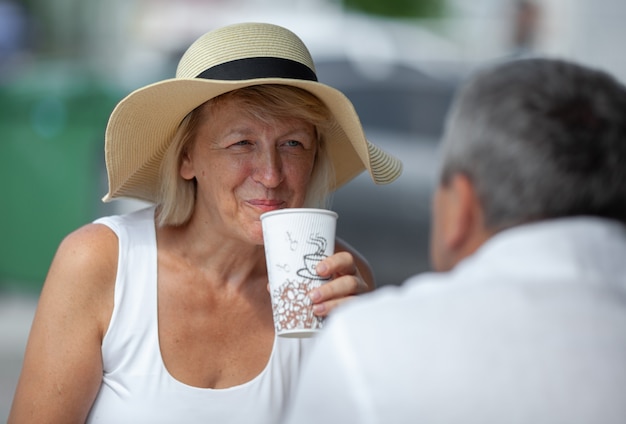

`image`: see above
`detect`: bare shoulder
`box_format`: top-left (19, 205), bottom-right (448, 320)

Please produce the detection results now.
top-left (52, 222), bottom-right (118, 286)
top-left (57, 222), bottom-right (118, 267)
top-left (42, 222), bottom-right (119, 336)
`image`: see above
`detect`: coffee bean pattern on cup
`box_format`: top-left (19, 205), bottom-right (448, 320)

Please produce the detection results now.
top-left (272, 279), bottom-right (324, 333)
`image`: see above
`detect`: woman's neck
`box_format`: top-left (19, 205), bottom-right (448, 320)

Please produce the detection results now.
top-left (156, 218), bottom-right (268, 291)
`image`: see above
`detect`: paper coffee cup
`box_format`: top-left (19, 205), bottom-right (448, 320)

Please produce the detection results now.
top-left (261, 208), bottom-right (338, 338)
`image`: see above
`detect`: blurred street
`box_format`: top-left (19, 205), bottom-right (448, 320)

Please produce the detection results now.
top-left (0, 294), bottom-right (36, 422)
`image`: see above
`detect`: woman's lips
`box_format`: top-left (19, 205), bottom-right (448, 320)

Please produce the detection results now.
top-left (247, 199), bottom-right (286, 213)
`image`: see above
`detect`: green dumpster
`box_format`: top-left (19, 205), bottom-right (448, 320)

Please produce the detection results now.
top-left (0, 60), bottom-right (120, 293)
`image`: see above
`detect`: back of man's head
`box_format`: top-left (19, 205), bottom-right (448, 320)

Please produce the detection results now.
top-left (439, 58), bottom-right (626, 232)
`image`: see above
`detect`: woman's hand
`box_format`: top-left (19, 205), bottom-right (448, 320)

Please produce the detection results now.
top-left (307, 238), bottom-right (375, 316)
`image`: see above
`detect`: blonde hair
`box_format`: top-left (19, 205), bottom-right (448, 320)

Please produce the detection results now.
top-left (156, 84), bottom-right (336, 227)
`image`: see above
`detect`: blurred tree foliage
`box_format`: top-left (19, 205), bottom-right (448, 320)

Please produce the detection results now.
top-left (342, 0), bottom-right (446, 18)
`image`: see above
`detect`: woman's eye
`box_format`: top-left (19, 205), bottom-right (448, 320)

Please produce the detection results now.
top-left (231, 140), bottom-right (253, 147)
top-left (284, 140), bottom-right (303, 147)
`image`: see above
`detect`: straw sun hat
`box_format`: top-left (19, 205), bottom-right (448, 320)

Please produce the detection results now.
top-left (102, 22), bottom-right (403, 203)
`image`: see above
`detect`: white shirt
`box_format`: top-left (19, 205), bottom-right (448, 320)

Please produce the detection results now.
top-left (87, 207), bottom-right (314, 424)
top-left (282, 217), bottom-right (626, 424)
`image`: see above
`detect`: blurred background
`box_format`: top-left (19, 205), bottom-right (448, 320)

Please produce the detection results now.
top-left (1, 0), bottom-right (626, 419)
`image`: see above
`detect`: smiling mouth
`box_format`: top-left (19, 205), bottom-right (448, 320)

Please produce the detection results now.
top-left (247, 199), bottom-right (286, 212)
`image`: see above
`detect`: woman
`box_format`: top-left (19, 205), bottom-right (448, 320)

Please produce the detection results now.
top-left (9, 22), bottom-right (402, 423)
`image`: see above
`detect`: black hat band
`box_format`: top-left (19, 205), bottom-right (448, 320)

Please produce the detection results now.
top-left (196, 57), bottom-right (318, 82)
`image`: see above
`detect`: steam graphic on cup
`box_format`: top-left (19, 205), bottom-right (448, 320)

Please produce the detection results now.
top-left (296, 233), bottom-right (329, 280)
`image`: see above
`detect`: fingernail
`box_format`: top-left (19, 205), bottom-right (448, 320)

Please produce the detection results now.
top-left (309, 290), bottom-right (321, 302)
top-left (315, 263), bottom-right (327, 275)
top-left (313, 303), bottom-right (325, 315)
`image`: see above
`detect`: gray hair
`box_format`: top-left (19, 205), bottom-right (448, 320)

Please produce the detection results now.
top-left (156, 84), bottom-right (336, 227)
top-left (439, 58), bottom-right (626, 230)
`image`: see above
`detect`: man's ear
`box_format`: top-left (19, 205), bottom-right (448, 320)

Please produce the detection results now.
top-left (442, 173), bottom-right (482, 251)
top-left (431, 172), bottom-right (488, 271)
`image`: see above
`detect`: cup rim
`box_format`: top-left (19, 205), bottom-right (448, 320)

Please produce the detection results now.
top-left (260, 208), bottom-right (338, 221)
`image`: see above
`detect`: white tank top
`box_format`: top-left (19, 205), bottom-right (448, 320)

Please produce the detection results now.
top-left (87, 206), bottom-right (314, 423)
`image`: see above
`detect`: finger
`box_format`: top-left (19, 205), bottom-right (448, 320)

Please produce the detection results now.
top-left (315, 251), bottom-right (357, 279)
top-left (309, 274), bottom-right (360, 305)
top-left (312, 295), bottom-right (356, 317)
top-left (308, 274), bottom-right (367, 317)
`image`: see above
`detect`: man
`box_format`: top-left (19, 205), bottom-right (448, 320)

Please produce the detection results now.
top-left (281, 58), bottom-right (626, 424)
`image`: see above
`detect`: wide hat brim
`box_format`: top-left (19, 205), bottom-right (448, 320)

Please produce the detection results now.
top-left (102, 23), bottom-right (402, 203)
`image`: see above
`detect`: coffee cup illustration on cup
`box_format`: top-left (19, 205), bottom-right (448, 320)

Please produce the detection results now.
top-left (296, 234), bottom-right (329, 280)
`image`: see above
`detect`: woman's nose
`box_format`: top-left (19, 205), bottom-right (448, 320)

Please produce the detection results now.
top-left (252, 148), bottom-right (283, 188)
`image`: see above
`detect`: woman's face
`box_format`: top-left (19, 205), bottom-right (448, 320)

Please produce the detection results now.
top-left (180, 97), bottom-right (318, 245)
